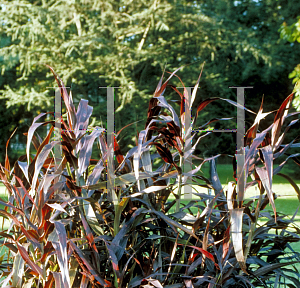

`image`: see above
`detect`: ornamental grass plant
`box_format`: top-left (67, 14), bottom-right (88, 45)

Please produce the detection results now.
top-left (0, 65), bottom-right (299, 287)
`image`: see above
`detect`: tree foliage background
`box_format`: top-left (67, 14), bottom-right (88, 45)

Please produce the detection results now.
top-left (279, 14), bottom-right (300, 110)
top-left (1, 0), bottom-right (300, 163)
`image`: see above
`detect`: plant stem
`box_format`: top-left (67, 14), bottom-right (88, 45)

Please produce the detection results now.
top-left (242, 193), bottom-right (263, 270)
top-left (114, 203), bottom-right (121, 236)
top-left (175, 154), bottom-right (184, 212)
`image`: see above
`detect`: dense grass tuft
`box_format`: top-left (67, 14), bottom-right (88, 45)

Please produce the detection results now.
top-left (0, 65), bottom-right (299, 287)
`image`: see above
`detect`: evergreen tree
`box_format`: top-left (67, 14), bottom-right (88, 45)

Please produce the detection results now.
top-left (279, 14), bottom-right (300, 110)
top-left (1, 0), bottom-right (300, 163)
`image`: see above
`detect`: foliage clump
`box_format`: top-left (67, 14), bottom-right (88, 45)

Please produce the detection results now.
top-left (0, 65), bottom-right (299, 287)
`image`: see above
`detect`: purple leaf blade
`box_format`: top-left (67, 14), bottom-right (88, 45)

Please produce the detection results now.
top-left (78, 128), bottom-right (104, 177)
top-left (27, 113), bottom-right (47, 164)
top-left (51, 221), bottom-right (71, 288)
top-left (31, 141), bottom-right (59, 193)
top-left (69, 240), bottom-right (108, 287)
top-left (17, 243), bottom-right (44, 279)
top-left (256, 166), bottom-right (276, 221)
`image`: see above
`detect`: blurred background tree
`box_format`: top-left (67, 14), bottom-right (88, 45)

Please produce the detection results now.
top-left (279, 15), bottom-right (300, 111)
top-left (1, 0), bottom-right (300, 164)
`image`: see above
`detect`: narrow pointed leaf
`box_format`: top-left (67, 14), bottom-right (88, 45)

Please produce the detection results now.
top-left (5, 127), bottom-right (17, 179)
top-left (74, 99), bottom-right (93, 138)
top-left (260, 144), bottom-right (273, 192)
top-left (17, 161), bottom-right (30, 185)
top-left (271, 92), bottom-right (294, 147)
top-left (46, 64), bottom-right (76, 130)
top-left (254, 261), bottom-right (299, 277)
top-left (156, 96), bottom-right (180, 127)
top-left (51, 221), bottom-right (70, 288)
top-left (227, 182), bottom-right (236, 210)
top-left (256, 166), bottom-right (276, 220)
top-left (273, 153), bottom-right (300, 175)
top-left (69, 240), bottom-right (108, 287)
top-left (17, 243), bottom-right (44, 279)
top-left (229, 208), bottom-right (246, 271)
top-left (191, 62), bottom-right (205, 107)
top-left (154, 66), bottom-right (183, 98)
top-left (80, 210), bottom-right (101, 269)
top-left (31, 141), bottom-right (59, 193)
top-left (222, 225), bottom-right (231, 262)
top-left (277, 173), bottom-right (300, 201)
top-left (26, 113), bottom-right (47, 164)
top-left (78, 128), bottom-right (104, 177)
top-left (53, 272), bottom-right (64, 288)
top-left (151, 210), bottom-right (198, 240)
top-left (12, 251), bottom-right (25, 288)
top-left (185, 245), bottom-right (216, 265)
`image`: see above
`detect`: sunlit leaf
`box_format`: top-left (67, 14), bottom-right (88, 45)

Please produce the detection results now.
top-left (17, 243), bottom-right (44, 279)
top-left (229, 208), bottom-right (246, 272)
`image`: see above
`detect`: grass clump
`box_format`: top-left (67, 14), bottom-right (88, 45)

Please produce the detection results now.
top-left (0, 65), bottom-right (299, 287)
